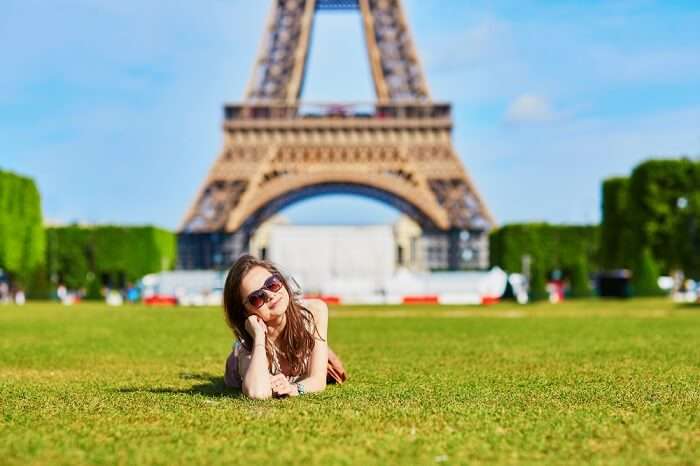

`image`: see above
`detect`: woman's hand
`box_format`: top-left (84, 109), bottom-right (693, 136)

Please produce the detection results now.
top-left (245, 315), bottom-right (267, 342)
top-left (270, 373), bottom-right (299, 397)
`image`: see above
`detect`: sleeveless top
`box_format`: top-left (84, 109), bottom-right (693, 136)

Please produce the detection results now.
top-left (223, 305), bottom-right (315, 388)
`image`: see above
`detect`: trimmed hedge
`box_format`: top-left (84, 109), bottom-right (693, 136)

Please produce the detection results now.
top-left (45, 226), bottom-right (91, 290)
top-left (528, 261), bottom-right (547, 302)
top-left (489, 223), bottom-right (600, 277)
top-left (1, 169), bottom-right (176, 291)
top-left (674, 192), bottom-right (700, 278)
top-left (601, 158), bottom-right (700, 278)
top-left (627, 159), bottom-right (700, 276)
top-left (631, 248), bottom-right (663, 297)
top-left (46, 226), bottom-right (176, 289)
top-left (600, 177), bottom-right (633, 269)
top-left (570, 255), bottom-right (593, 298)
top-left (0, 169), bottom-right (45, 286)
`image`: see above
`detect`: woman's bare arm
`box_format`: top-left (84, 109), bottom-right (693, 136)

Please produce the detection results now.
top-left (239, 316), bottom-right (273, 400)
top-left (294, 298), bottom-right (329, 394)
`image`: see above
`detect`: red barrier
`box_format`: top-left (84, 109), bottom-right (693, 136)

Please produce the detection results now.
top-left (402, 295), bottom-right (439, 304)
top-left (144, 295), bottom-right (178, 306)
top-left (304, 294), bottom-right (342, 305)
top-left (480, 296), bottom-right (500, 306)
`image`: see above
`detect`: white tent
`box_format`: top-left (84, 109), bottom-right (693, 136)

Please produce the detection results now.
top-left (268, 225), bottom-right (395, 294)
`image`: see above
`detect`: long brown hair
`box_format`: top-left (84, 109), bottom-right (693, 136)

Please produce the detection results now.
top-left (223, 254), bottom-right (318, 377)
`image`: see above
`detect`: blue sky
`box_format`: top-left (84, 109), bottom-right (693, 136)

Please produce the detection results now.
top-left (2, 0), bottom-right (699, 229)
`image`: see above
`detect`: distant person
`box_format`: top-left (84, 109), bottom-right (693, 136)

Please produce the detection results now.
top-left (14, 289), bottom-right (26, 306)
top-left (0, 281), bottom-right (9, 304)
top-left (56, 284), bottom-right (67, 302)
top-left (223, 254), bottom-right (346, 399)
top-left (126, 283), bottom-right (140, 303)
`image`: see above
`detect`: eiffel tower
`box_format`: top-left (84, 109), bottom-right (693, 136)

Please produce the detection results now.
top-left (178, 0), bottom-right (495, 270)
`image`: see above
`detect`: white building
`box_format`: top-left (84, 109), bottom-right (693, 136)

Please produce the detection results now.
top-left (248, 215), bottom-right (507, 304)
top-left (267, 224), bottom-right (395, 294)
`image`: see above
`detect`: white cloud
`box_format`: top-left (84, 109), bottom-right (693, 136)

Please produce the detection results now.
top-left (505, 94), bottom-right (556, 124)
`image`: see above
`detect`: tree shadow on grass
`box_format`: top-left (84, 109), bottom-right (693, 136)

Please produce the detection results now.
top-left (115, 372), bottom-right (242, 398)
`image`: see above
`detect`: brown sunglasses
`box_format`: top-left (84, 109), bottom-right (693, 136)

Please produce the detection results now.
top-left (245, 274), bottom-right (283, 309)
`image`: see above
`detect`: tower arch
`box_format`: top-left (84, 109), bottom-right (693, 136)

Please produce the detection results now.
top-left (178, 1), bottom-right (495, 270)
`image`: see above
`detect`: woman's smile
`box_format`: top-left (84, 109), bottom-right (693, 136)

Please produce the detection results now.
top-left (269, 296), bottom-right (282, 309)
top-left (224, 255), bottom-right (344, 399)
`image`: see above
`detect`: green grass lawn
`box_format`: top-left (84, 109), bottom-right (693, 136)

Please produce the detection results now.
top-left (1, 299), bottom-right (699, 465)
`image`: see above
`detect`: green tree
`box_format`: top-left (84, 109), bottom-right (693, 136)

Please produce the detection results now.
top-left (529, 262), bottom-right (547, 302)
top-left (600, 177), bottom-right (634, 269)
top-left (0, 169), bottom-right (45, 288)
top-left (627, 158), bottom-right (700, 274)
top-left (46, 225), bottom-right (176, 289)
top-left (569, 256), bottom-right (593, 298)
top-left (673, 192), bottom-right (700, 279)
top-left (489, 223), bottom-right (599, 276)
top-left (46, 226), bottom-right (91, 289)
top-left (25, 265), bottom-right (51, 300)
top-left (631, 248), bottom-right (664, 297)
top-left (85, 273), bottom-right (103, 301)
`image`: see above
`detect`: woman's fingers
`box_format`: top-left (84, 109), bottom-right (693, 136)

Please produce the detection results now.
top-left (269, 374), bottom-right (286, 385)
top-left (271, 379), bottom-right (283, 387)
top-left (272, 384), bottom-right (293, 396)
top-left (255, 317), bottom-right (267, 333)
top-left (245, 315), bottom-right (267, 338)
top-left (269, 374), bottom-right (294, 396)
top-left (245, 315), bottom-right (266, 337)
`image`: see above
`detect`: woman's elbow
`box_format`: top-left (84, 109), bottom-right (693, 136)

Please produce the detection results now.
top-left (243, 386), bottom-right (272, 400)
top-left (314, 376), bottom-right (327, 392)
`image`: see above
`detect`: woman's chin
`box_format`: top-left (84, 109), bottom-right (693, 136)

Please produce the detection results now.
top-left (268, 298), bottom-right (288, 315)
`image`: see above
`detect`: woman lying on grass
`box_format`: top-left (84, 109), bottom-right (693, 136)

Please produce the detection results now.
top-left (223, 254), bottom-right (346, 399)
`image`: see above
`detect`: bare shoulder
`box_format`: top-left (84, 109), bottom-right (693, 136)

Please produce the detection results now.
top-left (303, 298), bottom-right (329, 320)
top-left (302, 299), bottom-right (329, 337)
